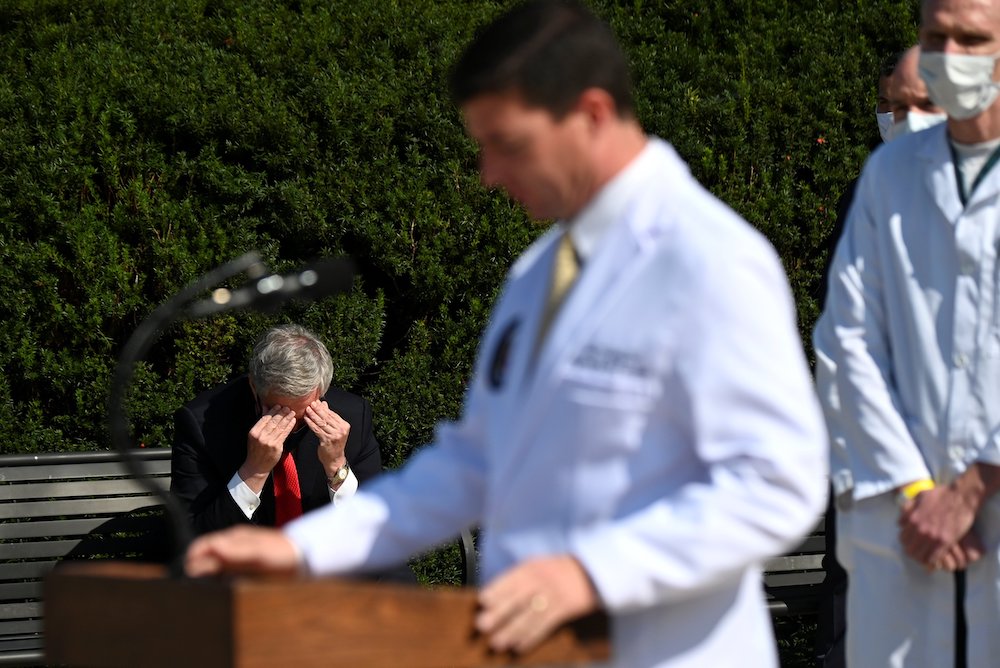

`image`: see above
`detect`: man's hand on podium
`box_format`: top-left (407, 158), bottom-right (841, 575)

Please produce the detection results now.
top-left (475, 555), bottom-right (600, 654)
top-left (185, 525), bottom-right (302, 577)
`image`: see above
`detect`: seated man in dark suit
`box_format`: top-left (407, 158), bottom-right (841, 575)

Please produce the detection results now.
top-left (170, 324), bottom-right (383, 535)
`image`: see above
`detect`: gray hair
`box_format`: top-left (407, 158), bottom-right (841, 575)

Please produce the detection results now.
top-left (248, 324), bottom-right (333, 399)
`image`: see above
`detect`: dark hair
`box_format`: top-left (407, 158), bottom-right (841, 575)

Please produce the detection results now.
top-left (879, 50), bottom-right (904, 80)
top-left (449, 0), bottom-right (634, 118)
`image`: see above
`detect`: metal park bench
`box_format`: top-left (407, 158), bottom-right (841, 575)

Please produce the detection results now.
top-left (764, 518), bottom-right (829, 616)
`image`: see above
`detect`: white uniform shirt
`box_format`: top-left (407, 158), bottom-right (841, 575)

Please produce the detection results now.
top-left (815, 123), bottom-right (1000, 503)
top-left (287, 138), bottom-right (827, 667)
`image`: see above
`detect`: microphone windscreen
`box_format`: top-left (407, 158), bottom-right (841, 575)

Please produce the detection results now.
top-left (299, 258), bottom-right (355, 300)
top-left (186, 257), bottom-right (356, 318)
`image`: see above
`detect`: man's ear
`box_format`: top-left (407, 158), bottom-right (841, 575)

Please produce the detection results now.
top-left (573, 87), bottom-right (618, 129)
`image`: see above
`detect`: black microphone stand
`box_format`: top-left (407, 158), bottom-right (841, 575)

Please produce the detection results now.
top-left (108, 251), bottom-right (269, 577)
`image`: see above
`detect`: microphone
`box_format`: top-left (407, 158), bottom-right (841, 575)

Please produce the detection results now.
top-left (186, 258), bottom-right (355, 318)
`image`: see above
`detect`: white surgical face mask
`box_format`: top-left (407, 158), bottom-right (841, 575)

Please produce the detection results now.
top-left (887, 111), bottom-right (948, 140)
top-left (876, 109), bottom-right (895, 142)
top-left (919, 50), bottom-right (1000, 120)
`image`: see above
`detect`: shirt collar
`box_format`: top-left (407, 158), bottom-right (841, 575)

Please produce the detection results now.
top-left (562, 137), bottom-right (659, 262)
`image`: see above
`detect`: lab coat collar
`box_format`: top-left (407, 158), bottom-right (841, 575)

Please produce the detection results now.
top-left (564, 137), bottom-right (665, 262)
top-left (530, 138), bottom-right (682, 387)
top-left (917, 124), bottom-right (963, 224)
top-left (959, 139), bottom-right (1000, 211)
top-left (913, 123), bottom-right (1000, 220)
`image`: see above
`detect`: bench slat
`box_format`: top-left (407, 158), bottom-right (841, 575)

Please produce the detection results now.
top-left (0, 476), bottom-right (169, 502)
top-left (0, 515), bottom-right (165, 541)
top-left (0, 582), bottom-right (41, 602)
top-left (763, 571), bottom-right (826, 588)
top-left (785, 535), bottom-right (826, 554)
top-left (0, 453), bottom-right (170, 484)
top-left (0, 648), bottom-right (45, 668)
top-left (0, 540), bottom-right (82, 561)
top-left (0, 534), bottom-right (167, 562)
top-left (0, 497), bottom-right (163, 521)
top-left (0, 638), bottom-right (43, 652)
top-left (0, 603), bottom-right (40, 621)
top-left (0, 562), bottom-right (57, 582)
top-left (764, 554), bottom-right (824, 572)
top-left (0, 517), bottom-right (120, 540)
top-left (0, 461), bottom-right (169, 484)
top-left (0, 619), bottom-right (42, 637)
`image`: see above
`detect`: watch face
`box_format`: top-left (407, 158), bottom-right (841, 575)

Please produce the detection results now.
top-left (337, 466), bottom-right (348, 481)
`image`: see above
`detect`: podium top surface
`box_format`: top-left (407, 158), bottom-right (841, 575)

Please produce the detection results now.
top-left (45, 562), bottom-right (609, 668)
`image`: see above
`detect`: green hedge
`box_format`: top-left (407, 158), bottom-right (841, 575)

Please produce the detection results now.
top-left (0, 0), bottom-right (522, 456)
top-left (0, 0), bottom-right (920, 456)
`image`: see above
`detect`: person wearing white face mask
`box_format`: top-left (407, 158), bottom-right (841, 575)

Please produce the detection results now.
top-left (814, 0), bottom-right (1000, 665)
top-left (875, 47), bottom-right (949, 144)
top-left (822, 50), bottom-right (918, 298)
top-left (815, 51), bottom-right (926, 668)
top-left (876, 52), bottom-right (902, 143)
top-left (887, 45), bottom-right (949, 140)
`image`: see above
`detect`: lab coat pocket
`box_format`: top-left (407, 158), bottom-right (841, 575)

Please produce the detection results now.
top-left (562, 365), bottom-right (660, 411)
top-left (559, 365), bottom-right (661, 456)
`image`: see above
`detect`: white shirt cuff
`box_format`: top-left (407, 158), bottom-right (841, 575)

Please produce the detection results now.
top-left (330, 467), bottom-right (358, 506)
top-left (227, 471), bottom-right (262, 519)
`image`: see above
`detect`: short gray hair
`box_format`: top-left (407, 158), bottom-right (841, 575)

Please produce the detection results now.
top-left (248, 324), bottom-right (333, 398)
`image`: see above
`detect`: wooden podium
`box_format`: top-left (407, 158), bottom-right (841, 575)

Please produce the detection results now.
top-left (45, 562), bottom-right (609, 667)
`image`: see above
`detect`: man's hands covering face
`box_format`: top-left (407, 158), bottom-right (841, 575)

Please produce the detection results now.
top-left (240, 406), bottom-right (297, 493)
top-left (305, 400), bottom-right (351, 486)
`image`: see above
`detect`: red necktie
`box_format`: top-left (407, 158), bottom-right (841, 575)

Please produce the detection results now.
top-left (273, 450), bottom-right (303, 526)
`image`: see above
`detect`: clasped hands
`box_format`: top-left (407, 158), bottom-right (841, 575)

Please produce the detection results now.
top-left (898, 483), bottom-right (983, 572)
top-left (238, 400), bottom-right (350, 492)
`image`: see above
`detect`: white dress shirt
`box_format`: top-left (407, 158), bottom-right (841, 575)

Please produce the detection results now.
top-left (227, 467), bottom-right (358, 518)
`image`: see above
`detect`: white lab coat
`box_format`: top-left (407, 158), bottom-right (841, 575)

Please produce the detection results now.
top-left (288, 139), bottom-right (828, 667)
top-left (814, 123), bottom-right (1000, 667)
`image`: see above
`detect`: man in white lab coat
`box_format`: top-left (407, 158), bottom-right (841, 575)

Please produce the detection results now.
top-left (186, 2), bottom-right (827, 665)
top-left (814, 0), bottom-right (1000, 665)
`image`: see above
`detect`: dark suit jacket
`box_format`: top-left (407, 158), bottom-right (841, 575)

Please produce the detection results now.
top-left (170, 375), bottom-right (382, 536)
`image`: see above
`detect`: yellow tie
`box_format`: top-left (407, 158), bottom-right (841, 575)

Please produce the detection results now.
top-left (534, 233), bottom-right (580, 358)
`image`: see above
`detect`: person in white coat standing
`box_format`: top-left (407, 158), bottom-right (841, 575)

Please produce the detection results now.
top-left (186, 2), bottom-right (828, 665)
top-left (814, 0), bottom-right (1000, 665)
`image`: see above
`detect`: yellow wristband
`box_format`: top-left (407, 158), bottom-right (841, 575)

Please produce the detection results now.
top-left (897, 479), bottom-right (935, 507)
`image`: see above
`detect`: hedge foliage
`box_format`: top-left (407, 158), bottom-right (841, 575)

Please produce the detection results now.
top-left (0, 0), bottom-right (919, 580)
top-left (0, 0), bottom-right (921, 458)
